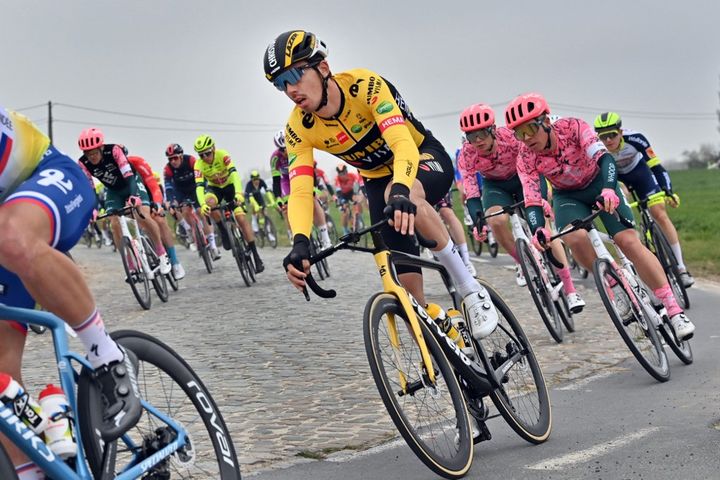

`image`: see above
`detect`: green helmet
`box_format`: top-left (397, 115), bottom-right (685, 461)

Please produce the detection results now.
top-left (593, 112), bottom-right (622, 131)
top-left (194, 134), bottom-right (215, 153)
top-left (250, 169), bottom-right (260, 178)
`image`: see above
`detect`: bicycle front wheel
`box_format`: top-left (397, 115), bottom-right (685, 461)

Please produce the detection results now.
top-left (120, 237), bottom-right (151, 310)
top-left (474, 281), bottom-right (552, 443)
top-left (229, 224), bottom-right (251, 287)
top-left (194, 222), bottom-right (213, 274)
top-left (652, 223), bottom-right (690, 309)
top-left (78, 330), bottom-right (242, 479)
top-left (593, 258), bottom-right (670, 382)
top-left (364, 293), bottom-right (473, 479)
top-left (142, 236), bottom-right (169, 303)
top-left (516, 238), bottom-right (563, 343)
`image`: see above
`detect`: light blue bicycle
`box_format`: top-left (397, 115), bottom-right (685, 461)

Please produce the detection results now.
top-left (0, 304), bottom-right (241, 479)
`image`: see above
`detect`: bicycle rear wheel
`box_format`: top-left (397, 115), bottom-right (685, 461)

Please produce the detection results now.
top-left (326, 215), bottom-right (339, 243)
top-left (488, 240), bottom-right (499, 258)
top-left (593, 258), bottom-right (670, 382)
top-left (364, 293), bottom-right (473, 479)
top-left (474, 281), bottom-right (552, 443)
top-left (659, 320), bottom-right (693, 364)
top-left (235, 227), bottom-right (256, 283)
top-left (77, 330), bottom-right (242, 479)
top-left (120, 237), bottom-right (151, 310)
top-left (516, 238), bottom-right (563, 343)
top-left (651, 223), bottom-right (690, 309)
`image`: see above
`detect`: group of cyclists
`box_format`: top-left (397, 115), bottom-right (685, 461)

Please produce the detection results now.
top-left (0, 26), bottom-right (699, 479)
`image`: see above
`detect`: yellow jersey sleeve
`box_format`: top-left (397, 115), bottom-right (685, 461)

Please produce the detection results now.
top-left (359, 68), bottom-right (420, 190)
top-left (286, 121), bottom-right (316, 239)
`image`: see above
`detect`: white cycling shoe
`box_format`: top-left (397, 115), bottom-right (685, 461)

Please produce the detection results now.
top-left (669, 313), bottom-right (695, 341)
top-left (567, 292), bottom-right (586, 313)
top-left (462, 288), bottom-right (498, 340)
top-left (611, 285), bottom-right (633, 321)
top-left (158, 254), bottom-right (172, 275)
top-left (172, 263), bottom-right (186, 280)
top-left (515, 265), bottom-right (527, 287)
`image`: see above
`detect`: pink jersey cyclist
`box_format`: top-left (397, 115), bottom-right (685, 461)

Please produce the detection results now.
top-left (517, 117), bottom-right (606, 209)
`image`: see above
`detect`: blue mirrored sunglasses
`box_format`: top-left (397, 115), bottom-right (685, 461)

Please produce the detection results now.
top-left (272, 65), bottom-right (314, 91)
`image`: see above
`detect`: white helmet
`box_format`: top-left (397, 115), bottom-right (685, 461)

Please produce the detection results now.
top-left (273, 129), bottom-right (285, 149)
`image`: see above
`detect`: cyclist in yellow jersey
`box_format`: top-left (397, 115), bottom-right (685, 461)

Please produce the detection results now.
top-left (193, 134), bottom-right (264, 272)
top-left (264, 30), bottom-right (500, 345)
top-left (0, 105), bottom-right (141, 475)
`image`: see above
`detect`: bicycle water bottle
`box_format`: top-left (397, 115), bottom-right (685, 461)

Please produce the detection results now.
top-left (426, 304), bottom-right (466, 350)
top-left (0, 373), bottom-right (48, 434)
top-left (447, 308), bottom-right (476, 359)
top-left (38, 384), bottom-right (77, 459)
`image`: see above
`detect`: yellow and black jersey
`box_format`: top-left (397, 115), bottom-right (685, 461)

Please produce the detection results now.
top-left (286, 67), bottom-right (431, 237)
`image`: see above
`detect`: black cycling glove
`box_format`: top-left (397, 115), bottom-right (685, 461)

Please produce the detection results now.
top-left (385, 183), bottom-right (417, 217)
top-left (283, 234), bottom-right (311, 272)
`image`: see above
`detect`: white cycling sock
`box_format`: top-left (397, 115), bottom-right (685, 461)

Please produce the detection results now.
top-left (208, 233), bottom-right (217, 250)
top-left (318, 224), bottom-right (331, 244)
top-left (457, 242), bottom-right (471, 265)
top-left (73, 310), bottom-right (123, 368)
top-left (179, 218), bottom-right (191, 230)
top-left (15, 462), bottom-right (44, 480)
top-left (434, 239), bottom-right (479, 297)
top-left (670, 243), bottom-right (686, 271)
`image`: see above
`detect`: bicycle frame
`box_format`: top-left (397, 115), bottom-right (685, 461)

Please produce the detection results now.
top-left (0, 307), bottom-right (187, 480)
top-left (488, 203), bottom-right (562, 302)
top-left (117, 214), bottom-right (156, 280)
top-left (588, 228), bottom-right (664, 328)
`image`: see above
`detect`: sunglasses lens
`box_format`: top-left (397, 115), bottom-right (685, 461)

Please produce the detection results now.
top-left (273, 67), bottom-right (306, 91)
top-left (599, 132), bottom-right (619, 141)
top-left (514, 122), bottom-right (541, 140)
top-left (466, 129), bottom-right (490, 143)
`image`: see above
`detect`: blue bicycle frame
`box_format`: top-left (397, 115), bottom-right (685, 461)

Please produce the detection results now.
top-left (0, 304), bottom-right (187, 479)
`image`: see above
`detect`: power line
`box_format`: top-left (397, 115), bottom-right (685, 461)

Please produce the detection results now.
top-left (14, 103), bottom-right (47, 112)
top-left (54, 118), bottom-right (278, 133)
top-left (54, 102), bottom-right (279, 127)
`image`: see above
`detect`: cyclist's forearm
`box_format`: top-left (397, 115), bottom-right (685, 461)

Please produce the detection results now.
top-left (466, 197), bottom-right (484, 226)
top-left (598, 152), bottom-right (618, 190)
top-left (650, 164), bottom-right (672, 192)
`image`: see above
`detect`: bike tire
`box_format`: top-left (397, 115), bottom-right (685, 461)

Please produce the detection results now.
top-left (364, 293), bottom-right (473, 479)
top-left (356, 215), bottom-right (368, 248)
top-left (651, 223), bottom-right (690, 310)
top-left (327, 217), bottom-right (339, 244)
top-left (516, 238), bottom-right (563, 343)
top-left (489, 241), bottom-right (499, 258)
top-left (83, 229), bottom-right (92, 248)
top-left (309, 235), bottom-right (326, 280)
top-left (229, 224), bottom-right (251, 287)
top-left (659, 321), bottom-right (693, 365)
top-left (236, 228), bottom-right (256, 283)
top-left (468, 226), bottom-right (482, 256)
top-left (142, 236), bottom-right (169, 303)
top-left (194, 222), bottom-right (214, 274)
top-left (593, 258), bottom-right (670, 382)
top-left (474, 280), bottom-right (552, 443)
top-left (544, 253), bottom-right (575, 332)
top-left (120, 237), bottom-right (151, 310)
top-left (77, 330), bottom-right (242, 480)
top-left (167, 270), bottom-right (179, 291)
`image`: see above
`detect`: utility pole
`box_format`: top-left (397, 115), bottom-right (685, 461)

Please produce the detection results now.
top-left (48, 101), bottom-right (53, 143)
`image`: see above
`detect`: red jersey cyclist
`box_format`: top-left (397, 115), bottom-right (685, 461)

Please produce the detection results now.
top-left (0, 107), bottom-right (141, 476)
top-left (506, 93), bottom-right (694, 340)
top-left (334, 163), bottom-right (362, 235)
top-left (264, 30), bottom-right (499, 342)
top-left (457, 103), bottom-right (585, 312)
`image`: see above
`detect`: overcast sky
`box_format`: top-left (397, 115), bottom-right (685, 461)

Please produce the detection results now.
top-left (3, 0), bottom-right (719, 177)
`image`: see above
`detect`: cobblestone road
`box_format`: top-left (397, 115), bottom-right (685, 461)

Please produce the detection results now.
top-left (22, 243), bottom-right (647, 475)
